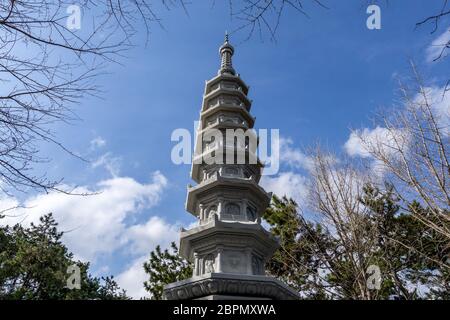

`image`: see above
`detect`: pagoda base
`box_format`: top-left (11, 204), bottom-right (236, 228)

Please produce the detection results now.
top-left (163, 273), bottom-right (299, 300)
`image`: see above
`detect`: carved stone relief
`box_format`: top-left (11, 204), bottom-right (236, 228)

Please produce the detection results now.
top-left (205, 205), bottom-right (217, 221)
top-left (252, 254), bottom-right (264, 275)
top-left (224, 167), bottom-right (239, 176)
top-left (246, 205), bottom-right (257, 221)
top-left (222, 250), bottom-right (246, 274)
top-left (204, 254), bottom-right (215, 274)
top-left (225, 203), bottom-right (240, 215)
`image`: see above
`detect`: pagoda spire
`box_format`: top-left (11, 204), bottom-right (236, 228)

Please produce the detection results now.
top-left (218, 31), bottom-right (235, 75)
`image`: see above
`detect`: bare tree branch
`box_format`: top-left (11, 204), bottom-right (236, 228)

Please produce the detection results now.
top-left (0, 0), bottom-right (185, 194)
top-left (227, 0), bottom-right (327, 42)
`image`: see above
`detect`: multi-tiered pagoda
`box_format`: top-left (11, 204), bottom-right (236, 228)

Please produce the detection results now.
top-left (163, 35), bottom-right (299, 300)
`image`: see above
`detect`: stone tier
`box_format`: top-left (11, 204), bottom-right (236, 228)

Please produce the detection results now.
top-left (179, 216), bottom-right (278, 268)
top-left (191, 142), bottom-right (263, 184)
top-left (185, 174), bottom-right (271, 219)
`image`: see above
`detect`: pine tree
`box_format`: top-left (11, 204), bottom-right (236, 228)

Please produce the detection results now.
top-left (143, 242), bottom-right (192, 300)
top-left (0, 213), bottom-right (129, 300)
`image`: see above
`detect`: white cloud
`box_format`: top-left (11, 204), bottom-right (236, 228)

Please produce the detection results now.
top-left (413, 86), bottom-right (450, 136)
top-left (344, 126), bottom-right (404, 158)
top-left (0, 171), bottom-right (181, 299)
top-left (261, 171), bottom-right (308, 204)
top-left (345, 86), bottom-right (449, 161)
top-left (345, 127), bottom-right (379, 158)
top-left (117, 217), bottom-right (180, 299)
top-left (90, 136), bottom-right (107, 150)
top-left (279, 137), bottom-right (314, 171)
top-left (92, 152), bottom-right (122, 177)
top-left (426, 29), bottom-right (450, 63)
top-left (1, 172), bottom-right (168, 262)
top-left (124, 216), bottom-right (179, 255)
top-left (116, 256), bottom-right (150, 299)
top-left (0, 192), bottom-right (20, 215)
top-left (344, 85), bottom-right (448, 182)
top-left (260, 137), bottom-right (312, 205)
top-left (344, 131), bottom-right (368, 158)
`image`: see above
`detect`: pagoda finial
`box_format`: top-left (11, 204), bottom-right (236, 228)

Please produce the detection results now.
top-left (219, 32), bottom-right (235, 75)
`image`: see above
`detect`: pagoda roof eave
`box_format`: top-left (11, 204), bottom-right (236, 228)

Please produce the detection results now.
top-left (205, 73), bottom-right (249, 94)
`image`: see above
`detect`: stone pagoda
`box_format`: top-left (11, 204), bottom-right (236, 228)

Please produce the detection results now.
top-left (163, 35), bottom-right (299, 300)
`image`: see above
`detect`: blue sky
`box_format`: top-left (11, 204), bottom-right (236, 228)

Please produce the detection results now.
top-left (1, 1), bottom-right (449, 298)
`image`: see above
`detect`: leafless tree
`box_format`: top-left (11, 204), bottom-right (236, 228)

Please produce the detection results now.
top-left (355, 64), bottom-right (450, 241)
top-left (0, 1), bottom-right (187, 195)
top-left (270, 143), bottom-right (448, 299)
top-left (305, 149), bottom-right (382, 299)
